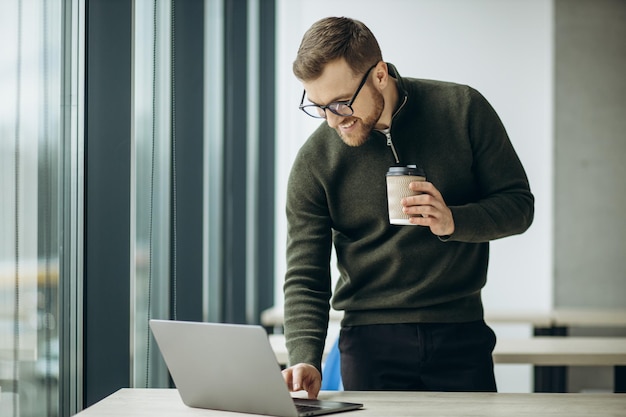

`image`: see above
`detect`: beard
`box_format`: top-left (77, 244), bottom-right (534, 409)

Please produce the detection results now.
top-left (335, 87), bottom-right (385, 147)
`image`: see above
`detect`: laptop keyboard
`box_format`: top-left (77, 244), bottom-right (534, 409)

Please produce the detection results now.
top-left (295, 403), bottom-right (324, 414)
top-left (293, 398), bottom-right (329, 412)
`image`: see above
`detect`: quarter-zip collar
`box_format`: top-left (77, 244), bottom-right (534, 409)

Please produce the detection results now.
top-left (375, 62), bottom-right (408, 165)
top-left (379, 127), bottom-right (400, 164)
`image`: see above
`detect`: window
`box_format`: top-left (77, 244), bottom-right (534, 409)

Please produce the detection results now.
top-left (0, 1), bottom-right (82, 415)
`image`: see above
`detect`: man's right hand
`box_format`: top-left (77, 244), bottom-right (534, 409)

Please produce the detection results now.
top-left (281, 363), bottom-right (322, 399)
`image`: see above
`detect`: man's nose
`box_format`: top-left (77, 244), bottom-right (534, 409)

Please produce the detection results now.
top-left (325, 111), bottom-right (343, 129)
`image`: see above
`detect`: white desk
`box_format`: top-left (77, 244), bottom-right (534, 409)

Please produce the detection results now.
top-left (73, 388), bottom-right (626, 417)
top-left (270, 335), bottom-right (626, 392)
top-left (262, 306), bottom-right (553, 327)
top-left (269, 333), bottom-right (338, 366)
top-left (270, 334), bottom-right (626, 366)
top-left (261, 306), bottom-right (626, 392)
top-left (493, 337), bottom-right (626, 366)
top-left (551, 308), bottom-right (626, 328)
top-left (261, 306), bottom-right (626, 330)
top-left (495, 336), bottom-right (626, 394)
top-left (261, 305), bottom-right (344, 329)
top-left (487, 308), bottom-right (626, 330)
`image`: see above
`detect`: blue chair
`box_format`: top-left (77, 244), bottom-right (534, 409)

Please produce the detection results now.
top-left (321, 337), bottom-right (343, 390)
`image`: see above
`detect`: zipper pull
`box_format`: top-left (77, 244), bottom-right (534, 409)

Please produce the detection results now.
top-left (384, 130), bottom-right (400, 164)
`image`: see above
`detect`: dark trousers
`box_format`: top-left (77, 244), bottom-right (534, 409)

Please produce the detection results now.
top-left (339, 320), bottom-right (497, 392)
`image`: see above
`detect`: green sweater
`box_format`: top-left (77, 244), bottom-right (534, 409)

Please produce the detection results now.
top-left (284, 63), bottom-right (534, 372)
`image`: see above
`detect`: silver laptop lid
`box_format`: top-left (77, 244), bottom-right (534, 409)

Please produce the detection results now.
top-left (149, 319), bottom-right (300, 417)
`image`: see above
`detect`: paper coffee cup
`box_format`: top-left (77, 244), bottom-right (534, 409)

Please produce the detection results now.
top-left (386, 165), bottom-right (426, 225)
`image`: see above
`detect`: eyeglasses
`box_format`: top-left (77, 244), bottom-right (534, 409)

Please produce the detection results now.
top-left (299, 64), bottom-right (377, 119)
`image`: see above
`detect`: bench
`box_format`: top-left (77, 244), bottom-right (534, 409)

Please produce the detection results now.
top-left (269, 334), bottom-right (626, 393)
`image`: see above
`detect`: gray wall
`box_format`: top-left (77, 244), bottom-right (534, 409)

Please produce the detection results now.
top-left (555, 0), bottom-right (626, 393)
top-left (554, 0), bottom-right (626, 309)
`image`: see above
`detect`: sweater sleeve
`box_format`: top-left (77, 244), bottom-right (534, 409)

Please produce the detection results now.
top-left (447, 88), bottom-right (535, 242)
top-left (283, 150), bottom-right (333, 372)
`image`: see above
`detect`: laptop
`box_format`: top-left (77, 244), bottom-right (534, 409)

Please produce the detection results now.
top-left (149, 319), bottom-right (363, 417)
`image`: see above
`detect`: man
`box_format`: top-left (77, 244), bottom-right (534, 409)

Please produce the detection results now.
top-left (281, 16), bottom-right (534, 398)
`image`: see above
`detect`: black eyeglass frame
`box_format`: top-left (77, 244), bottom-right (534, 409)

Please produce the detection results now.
top-left (298, 63), bottom-right (378, 119)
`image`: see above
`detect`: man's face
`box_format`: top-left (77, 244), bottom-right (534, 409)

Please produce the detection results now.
top-left (302, 60), bottom-right (384, 147)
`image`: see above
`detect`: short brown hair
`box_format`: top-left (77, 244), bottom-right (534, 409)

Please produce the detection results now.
top-left (293, 17), bottom-right (383, 81)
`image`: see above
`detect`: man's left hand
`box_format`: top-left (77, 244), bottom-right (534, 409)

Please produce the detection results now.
top-left (401, 181), bottom-right (455, 237)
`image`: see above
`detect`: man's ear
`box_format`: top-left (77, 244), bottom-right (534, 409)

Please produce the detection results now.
top-left (374, 61), bottom-right (389, 90)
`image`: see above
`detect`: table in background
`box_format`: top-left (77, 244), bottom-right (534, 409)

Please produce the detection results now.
top-left (514, 308), bottom-right (626, 393)
top-left (73, 388), bottom-right (626, 417)
top-left (261, 306), bottom-right (626, 330)
top-left (269, 334), bottom-right (626, 393)
top-left (263, 306), bottom-right (626, 393)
